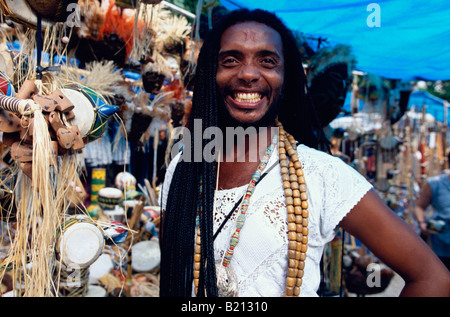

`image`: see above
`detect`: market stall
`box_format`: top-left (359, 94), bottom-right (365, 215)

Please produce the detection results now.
top-left (0, 0), bottom-right (199, 297)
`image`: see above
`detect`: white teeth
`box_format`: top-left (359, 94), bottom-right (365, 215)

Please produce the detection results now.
top-left (234, 92), bottom-right (262, 103)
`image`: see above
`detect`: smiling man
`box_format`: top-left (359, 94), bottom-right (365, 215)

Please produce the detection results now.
top-left (216, 22), bottom-right (284, 128)
top-left (159, 9), bottom-right (450, 297)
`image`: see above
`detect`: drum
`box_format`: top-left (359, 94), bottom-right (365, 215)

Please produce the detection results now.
top-left (60, 83), bottom-right (119, 143)
top-left (55, 261), bottom-right (90, 297)
top-left (98, 187), bottom-right (123, 210)
top-left (55, 215), bottom-right (105, 268)
top-left (90, 167), bottom-right (106, 205)
top-left (131, 237), bottom-right (160, 272)
top-left (102, 221), bottom-right (128, 245)
top-left (88, 253), bottom-right (114, 284)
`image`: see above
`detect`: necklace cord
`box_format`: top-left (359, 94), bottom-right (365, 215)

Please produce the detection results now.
top-left (212, 161), bottom-right (278, 241)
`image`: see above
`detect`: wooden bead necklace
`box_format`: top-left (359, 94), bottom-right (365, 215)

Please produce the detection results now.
top-left (193, 120), bottom-right (309, 297)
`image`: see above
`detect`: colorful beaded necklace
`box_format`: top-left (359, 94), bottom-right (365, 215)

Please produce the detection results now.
top-left (194, 120), bottom-right (309, 297)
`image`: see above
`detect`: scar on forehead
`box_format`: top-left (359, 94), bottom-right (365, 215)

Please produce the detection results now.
top-left (242, 30), bottom-right (259, 41)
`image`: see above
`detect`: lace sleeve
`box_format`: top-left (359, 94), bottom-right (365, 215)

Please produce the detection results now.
top-left (298, 145), bottom-right (373, 243)
top-left (322, 156), bottom-right (373, 241)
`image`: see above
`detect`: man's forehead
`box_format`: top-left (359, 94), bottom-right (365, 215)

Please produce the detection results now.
top-left (221, 22), bottom-right (283, 50)
top-left (225, 22), bottom-right (279, 39)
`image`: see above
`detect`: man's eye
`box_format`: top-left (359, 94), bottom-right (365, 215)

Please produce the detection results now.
top-left (261, 58), bottom-right (276, 65)
top-left (222, 57), bottom-right (238, 64)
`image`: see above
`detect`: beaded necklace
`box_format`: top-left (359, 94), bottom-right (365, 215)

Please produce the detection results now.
top-left (194, 120), bottom-right (309, 297)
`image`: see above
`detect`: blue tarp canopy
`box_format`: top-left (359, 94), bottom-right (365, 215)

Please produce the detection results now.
top-left (220, 0), bottom-right (450, 81)
top-left (407, 90), bottom-right (448, 124)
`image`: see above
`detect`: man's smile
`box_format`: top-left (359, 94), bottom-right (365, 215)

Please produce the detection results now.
top-left (226, 91), bottom-right (267, 110)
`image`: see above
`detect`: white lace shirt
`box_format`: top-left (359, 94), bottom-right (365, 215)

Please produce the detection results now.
top-left (161, 144), bottom-right (373, 297)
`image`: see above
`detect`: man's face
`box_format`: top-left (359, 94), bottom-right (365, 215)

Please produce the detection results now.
top-left (216, 22), bottom-right (285, 126)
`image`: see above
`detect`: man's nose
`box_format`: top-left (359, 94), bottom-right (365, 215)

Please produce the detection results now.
top-left (237, 63), bottom-right (260, 84)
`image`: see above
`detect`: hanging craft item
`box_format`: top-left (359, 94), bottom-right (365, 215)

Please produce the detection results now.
top-left (76, 0), bottom-right (106, 39)
top-left (0, 82), bottom-right (86, 178)
top-left (60, 83), bottom-right (119, 143)
top-left (129, 1), bottom-right (171, 62)
top-left (126, 90), bottom-right (174, 144)
top-left (0, 0), bottom-right (50, 29)
top-left (26, 0), bottom-right (79, 22)
top-left (73, 1), bottom-right (129, 68)
top-left (180, 38), bottom-right (201, 88)
top-left (141, 51), bottom-right (172, 94)
top-left (307, 44), bottom-right (357, 127)
top-left (157, 13), bottom-right (191, 58)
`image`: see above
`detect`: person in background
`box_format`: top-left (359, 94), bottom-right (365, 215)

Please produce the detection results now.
top-left (414, 151), bottom-right (450, 271)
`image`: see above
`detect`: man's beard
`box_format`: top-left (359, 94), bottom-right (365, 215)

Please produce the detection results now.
top-left (217, 92), bottom-right (284, 131)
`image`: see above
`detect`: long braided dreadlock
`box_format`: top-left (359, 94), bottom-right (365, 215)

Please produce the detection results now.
top-left (160, 8), bottom-right (328, 297)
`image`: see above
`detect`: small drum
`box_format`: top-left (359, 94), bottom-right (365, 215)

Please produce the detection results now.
top-left (60, 83), bottom-right (119, 143)
top-left (131, 238), bottom-right (160, 272)
top-left (55, 261), bottom-right (90, 297)
top-left (98, 187), bottom-right (123, 210)
top-left (102, 221), bottom-right (128, 245)
top-left (55, 215), bottom-right (105, 268)
top-left (88, 253), bottom-right (114, 284)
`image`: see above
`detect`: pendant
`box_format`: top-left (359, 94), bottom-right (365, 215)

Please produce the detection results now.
top-left (216, 259), bottom-right (239, 297)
